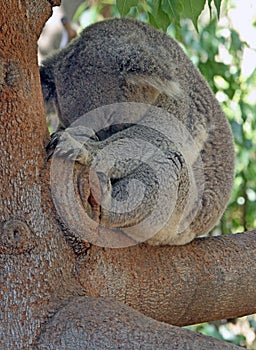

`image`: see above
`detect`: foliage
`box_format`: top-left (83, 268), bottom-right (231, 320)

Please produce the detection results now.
top-left (173, 18), bottom-right (256, 235)
top-left (186, 315), bottom-right (256, 349)
top-left (75, 0), bottom-right (220, 33)
top-left (114, 0), bottom-right (220, 32)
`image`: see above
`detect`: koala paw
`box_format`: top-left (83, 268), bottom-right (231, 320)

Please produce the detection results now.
top-left (47, 126), bottom-right (98, 164)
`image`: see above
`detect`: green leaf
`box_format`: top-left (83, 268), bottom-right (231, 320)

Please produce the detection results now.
top-left (231, 120), bottom-right (243, 145)
top-left (148, 12), bottom-right (160, 29)
top-left (213, 0), bottom-right (222, 18)
top-left (182, 0), bottom-right (206, 30)
top-left (161, 0), bottom-right (183, 24)
top-left (207, 0), bottom-right (212, 13)
top-left (116, 0), bottom-right (139, 16)
top-left (207, 0), bottom-right (222, 18)
top-left (148, 1), bottom-right (172, 31)
top-left (230, 29), bottom-right (243, 52)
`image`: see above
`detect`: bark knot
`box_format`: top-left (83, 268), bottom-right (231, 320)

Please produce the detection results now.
top-left (0, 219), bottom-right (37, 254)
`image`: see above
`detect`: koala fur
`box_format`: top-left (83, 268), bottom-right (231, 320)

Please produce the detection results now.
top-left (40, 18), bottom-right (234, 246)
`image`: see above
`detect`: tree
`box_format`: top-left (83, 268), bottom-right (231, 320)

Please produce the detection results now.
top-left (0, 0), bottom-right (255, 349)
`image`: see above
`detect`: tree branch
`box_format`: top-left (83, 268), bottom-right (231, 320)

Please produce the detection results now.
top-left (35, 296), bottom-right (243, 349)
top-left (77, 231), bottom-right (256, 326)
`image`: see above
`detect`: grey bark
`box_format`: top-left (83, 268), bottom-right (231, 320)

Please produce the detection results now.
top-left (35, 297), bottom-right (243, 350)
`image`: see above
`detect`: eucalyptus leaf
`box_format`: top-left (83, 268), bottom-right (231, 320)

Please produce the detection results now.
top-left (149, 1), bottom-right (171, 31)
top-left (116, 0), bottom-right (139, 16)
top-left (213, 0), bottom-right (222, 18)
top-left (161, 0), bottom-right (183, 23)
top-left (231, 120), bottom-right (243, 145)
top-left (182, 0), bottom-right (206, 30)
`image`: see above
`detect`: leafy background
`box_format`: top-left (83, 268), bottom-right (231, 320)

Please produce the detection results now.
top-left (53, 0), bottom-right (256, 347)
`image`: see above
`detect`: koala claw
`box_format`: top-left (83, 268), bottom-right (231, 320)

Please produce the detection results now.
top-left (47, 130), bottom-right (93, 164)
top-left (46, 131), bottom-right (61, 160)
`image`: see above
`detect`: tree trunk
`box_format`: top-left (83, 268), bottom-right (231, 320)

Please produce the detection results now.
top-left (0, 1), bottom-right (250, 349)
top-left (0, 1), bottom-right (82, 348)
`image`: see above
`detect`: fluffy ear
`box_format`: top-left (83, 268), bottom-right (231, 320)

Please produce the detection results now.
top-left (126, 75), bottom-right (182, 101)
top-left (116, 44), bottom-right (182, 102)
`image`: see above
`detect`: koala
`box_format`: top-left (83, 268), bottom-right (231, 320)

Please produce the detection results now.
top-left (40, 18), bottom-right (234, 246)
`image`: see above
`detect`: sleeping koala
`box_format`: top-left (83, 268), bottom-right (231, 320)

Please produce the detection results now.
top-left (40, 18), bottom-right (234, 246)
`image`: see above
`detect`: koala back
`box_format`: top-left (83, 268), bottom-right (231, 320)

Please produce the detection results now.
top-left (41, 18), bottom-right (235, 246)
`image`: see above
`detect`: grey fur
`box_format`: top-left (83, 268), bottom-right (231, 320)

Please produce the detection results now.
top-left (40, 18), bottom-right (234, 245)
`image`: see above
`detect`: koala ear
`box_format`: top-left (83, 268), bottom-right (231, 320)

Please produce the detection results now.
top-left (39, 63), bottom-right (56, 104)
top-left (116, 45), bottom-right (182, 101)
top-left (126, 75), bottom-right (182, 101)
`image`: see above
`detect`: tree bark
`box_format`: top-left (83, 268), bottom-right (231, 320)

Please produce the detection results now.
top-left (50, 156), bottom-right (256, 327)
top-left (0, 1), bottom-right (250, 349)
top-left (35, 297), bottom-right (242, 350)
top-left (0, 1), bottom-right (83, 348)
top-left (77, 231), bottom-right (256, 326)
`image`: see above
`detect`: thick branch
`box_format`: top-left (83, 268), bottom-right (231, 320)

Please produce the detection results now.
top-left (77, 231), bottom-right (256, 326)
top-left (35, 296), bottom-right (242, 350)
